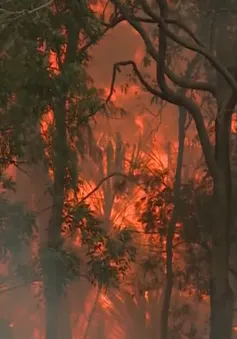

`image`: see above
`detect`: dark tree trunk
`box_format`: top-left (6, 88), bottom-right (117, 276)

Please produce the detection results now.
top-left (41, 13), bottom-right (79, 338)
top-left (210, 186), bottom-right (234, 339)
top-left (160, 106), bottom-right (186, 339)
top-left (210, 112), bottom-right (234, 339)
top-left (41, 99), bottom-right (68, 339)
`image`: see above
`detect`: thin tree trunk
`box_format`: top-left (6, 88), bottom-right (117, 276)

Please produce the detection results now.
top-left (59, 293), bottom-right (73, 339)
top-left (83, 287), bottom-right (101, 339)
top-left (160, 106), bottom-right (186, 339)
top-left (160, 55), bottom-right (200, 338)
top-left (42, 100), bottom-right (68, 339)
top-left (41, 15), bottom-right (79, 338)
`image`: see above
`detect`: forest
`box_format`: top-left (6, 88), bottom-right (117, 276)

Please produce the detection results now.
top-left (0, 0), bottom-right (237, 338)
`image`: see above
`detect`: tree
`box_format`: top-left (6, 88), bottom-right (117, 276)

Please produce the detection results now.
top-left (137, 149), bottom-right (213, 338)
top-left (0, 0), bottom-right (53, 24)
top-left (106, 0), bottom-right (237, 338)
top-left (0, 1), bottom-right (135, 338)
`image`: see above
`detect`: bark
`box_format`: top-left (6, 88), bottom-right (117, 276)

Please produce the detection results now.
top-left (210, 193), bottom-right (234, 339)
top-left (42, 100), bottom-right (68, 339)
top-left (210, 109), bottom-right (234, 339)
top-left (41, 13), bottom-right (79, 339)
top-left (210, 189), bottom-right (234, 339)
top-left (58, 293), bottom-right (73, 339)
top-left (82, 287), bottom-right (101, 339)
top-left (108, 2), bottom-right (237, 338)
top-left (160, 55), bottom-right (200, 339)
top-left (160, 106), bottom-right (186, 339)
top-left (209, 17), bottom-right (237, 333)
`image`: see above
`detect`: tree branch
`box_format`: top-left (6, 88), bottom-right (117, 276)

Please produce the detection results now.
top-left (137, 0), bottom-right (237, 92)
top-left (111, 1), bottom-right (216, 96)
top-left (79, 15), bottom-right (125, 54)
top-left (165, 66), bottom-right (216, 96)
top-left (111, 0), bottom-right (218, 180)
top-left (0, 0), bottom-right (53, 23)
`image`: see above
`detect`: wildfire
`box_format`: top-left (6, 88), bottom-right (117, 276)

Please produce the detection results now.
top-left (134, 47), bottom-right (144, 64)
top-left (1, 2), bottom-right (215, 338)
top-left (135, 115), bottom-right (144, 134)
top-left (232, 113), bottom-right (237, 134)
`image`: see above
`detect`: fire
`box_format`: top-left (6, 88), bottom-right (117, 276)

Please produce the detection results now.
top-left (104, 87), bottom-right (117, 102)
top-left (232, 113), bottom-right (237, 134)
top-left (1, 2), bottom-right (214, 338)
top-left (99, 293), bottom-right (113, 311)
top-left (89, 1), bottom-right (105, 14)
top-left (134, 48), bottom-right (144, 64)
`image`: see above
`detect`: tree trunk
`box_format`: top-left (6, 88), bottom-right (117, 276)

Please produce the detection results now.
top-left (210, 182), bottom-right (234, 339)
top-left (44, 274), bottom-right (62, 339)
top-left (41, 97), bottom-right (68, 339)
top-left (210, 111), bottom-right (234, 339)
top-left (59, 293), bottom-right (73, 339)
top-left (41, 14), bottom-right (79, 338)
top-left (160, 106), bottom-right (186, 339)
top-left (83, 287), bottom-right (100, 339)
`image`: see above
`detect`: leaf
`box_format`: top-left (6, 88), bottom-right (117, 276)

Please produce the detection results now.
top-left (142, 55), bottom-right (151, 67)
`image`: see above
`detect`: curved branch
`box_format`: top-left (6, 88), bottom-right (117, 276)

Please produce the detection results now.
top-left (113, 61), bottom-right (163, 98)
top-left (79, 15), bottom-right (125, 54)
top-left (165, 66), bottom-right (216, 96)
top-left (0, 0), bottom-right (53, 23)
top-left (36, 172), bottom-right (129, 215)
top-left (111, 0), bottom-right (218, 179)
top-left (136, 0), bottom-right (237, 92)
top-left (111, 2), bottom-right (216, 96)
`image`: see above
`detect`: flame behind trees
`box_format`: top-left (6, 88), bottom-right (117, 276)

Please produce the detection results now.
top-left (0, 1), bottom-right (137, 338)
top-left (104, 0), bottom-right (237, 338)
top-left (1, 0), bottom-right (236, 338)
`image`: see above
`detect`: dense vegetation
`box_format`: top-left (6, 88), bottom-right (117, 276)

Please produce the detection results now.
top-left (0, 1), bottom-right (237, 339)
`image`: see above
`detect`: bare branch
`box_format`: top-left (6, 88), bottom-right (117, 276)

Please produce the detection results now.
top-left (165, 66), bottom-right (216, 96)
top-left (36, 172), bottom-right (129, 215)
top-left (111, 2), bottom-right (216, 96)
top-left (110, 0), bottom-right (218, 180)
top-left (137, 0), bottom-right (237, 92)
top-left (108, 60), bottom-right (163, 100)
top-left (79, 15), bottom-right (125, 54)
top-left (0, 0), bottom-right (53, 23)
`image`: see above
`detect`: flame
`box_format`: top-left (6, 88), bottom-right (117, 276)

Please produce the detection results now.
top-left (135, 115), bottom-right (144, 134)
top-left (99, 293), bottom-right (113, 311)
top-left (89, 1), bottom-right (105, 14)
top-left (134, 47), bottom-right (144, 64)
top-left (232, 113), bottom-right (237, 134)
top-left (1, 3), bottom-right (213, 337)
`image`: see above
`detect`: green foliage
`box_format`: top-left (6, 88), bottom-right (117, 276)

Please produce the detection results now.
top-left (0, 0), bottom-right (105, 170)
top-left (87, 229), bottom-right (136, 288)
top-left (142, 55), bottom-right (151, 67)
top-left (0, 193), bottom-right (36, 262)
top-left (38, 246), bottom-right (81, 289)
top-left (0, 0), bottom-right (136, 309)
top-left (64, 202), bottom-right (136, 287)
top-left (0, 173), bottom-right (15, 192)
top-left (137, 167), bottom-right (211, 297)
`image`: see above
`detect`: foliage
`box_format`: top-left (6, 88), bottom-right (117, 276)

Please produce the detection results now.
top-left (137, 167), bottom-right (211, 297)
top-left (0, 193), bottom-right (36, 263)
top-left (65, 201), bottom-right (136, 287)
top-left (0, 0), bottom-right (138, 316)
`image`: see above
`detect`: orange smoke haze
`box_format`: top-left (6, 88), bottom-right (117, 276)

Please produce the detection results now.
top-left (1, 2), bottom-right (220, 339)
